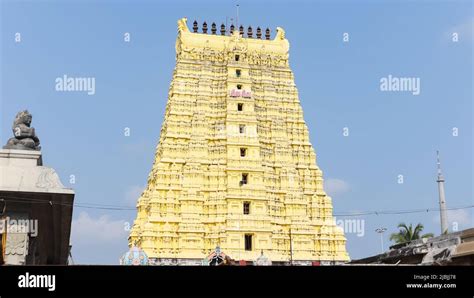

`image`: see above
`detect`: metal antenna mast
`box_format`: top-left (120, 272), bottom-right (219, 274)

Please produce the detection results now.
top-left (436, 150), bottom-right (449, 235)
top-left (236, 4), bottom-right (240, 29)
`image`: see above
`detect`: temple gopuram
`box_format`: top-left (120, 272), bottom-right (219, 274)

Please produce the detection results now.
top-left (129, 18), bottom-right (350, 265)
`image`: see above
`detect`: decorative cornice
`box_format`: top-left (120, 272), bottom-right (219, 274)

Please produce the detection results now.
top-left (176, 18), bottom-right (290, 57)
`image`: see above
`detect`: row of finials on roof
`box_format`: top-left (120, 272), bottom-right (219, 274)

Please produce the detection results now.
top-left (192, 20), bottom-right (272, 40)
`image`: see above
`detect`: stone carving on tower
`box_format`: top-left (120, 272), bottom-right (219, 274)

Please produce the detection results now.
top-left (129, 18), bottom-right (350, 265)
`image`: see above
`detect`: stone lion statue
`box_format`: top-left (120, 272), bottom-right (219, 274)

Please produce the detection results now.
top-left (3, 110), bottom-right (41, 150)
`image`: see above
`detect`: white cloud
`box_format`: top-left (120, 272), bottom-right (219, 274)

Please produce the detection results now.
top-left (324, 178), bottom-right (350, 197)
top-left (446, 18), bottom-right (473, 42)
top-left (124, 185), bottom-right (144, 205)
top-left (70, 211), bottom-right (131, 264)
top-left (432, 209), bottom-right (473, 230)
top-left (71, 212), bottom-right (128, 242)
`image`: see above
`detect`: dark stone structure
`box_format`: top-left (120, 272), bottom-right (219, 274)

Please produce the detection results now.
top-left (1, 111), bottom-right (74, 265)
top-left (3, 110), bottom-right (40, 151)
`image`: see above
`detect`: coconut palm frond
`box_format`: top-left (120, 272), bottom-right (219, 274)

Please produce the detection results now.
top-left (390, 222), bottom-right (433, 244)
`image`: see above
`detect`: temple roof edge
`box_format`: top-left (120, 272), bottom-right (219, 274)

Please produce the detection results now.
top-left (176, 18), bottom-right (289, 56)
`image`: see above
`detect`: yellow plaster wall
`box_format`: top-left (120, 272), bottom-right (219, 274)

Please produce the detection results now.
top-left (129, 18), bottom-right (350, 263)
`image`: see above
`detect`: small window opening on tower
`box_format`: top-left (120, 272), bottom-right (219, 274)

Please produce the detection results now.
top-left (243, 202), bottom-right (250, 214)
top-left (240, 173), bottom-right (248, 185)
top-left (240, 148), bottom-right (247, 157)
top-left (235, 55), bottom-right (240, 62)
top-left (237, 103), bottom-right (243, 111)
top-left (236, 69), bottom-right (241, 77)
top-left (237, 84), bottom-right (242, 90)
top-left (239, 124), bottom-right (245, 134)
top-left (245, 234), bottom-right (252, 251)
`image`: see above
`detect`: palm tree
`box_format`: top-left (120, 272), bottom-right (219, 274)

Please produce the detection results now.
top-left (389, 223), bottom-right (434, 244)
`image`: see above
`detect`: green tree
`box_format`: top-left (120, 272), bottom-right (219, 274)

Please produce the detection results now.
top-left (389, 223), bottom-right (434, 244)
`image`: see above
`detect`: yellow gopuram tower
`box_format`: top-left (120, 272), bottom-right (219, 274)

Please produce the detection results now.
top-left (129, 18), bottom-right (350, 265)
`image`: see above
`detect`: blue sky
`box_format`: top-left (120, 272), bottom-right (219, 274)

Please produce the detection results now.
top-left (1, 0), bottom-right (472, 264)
